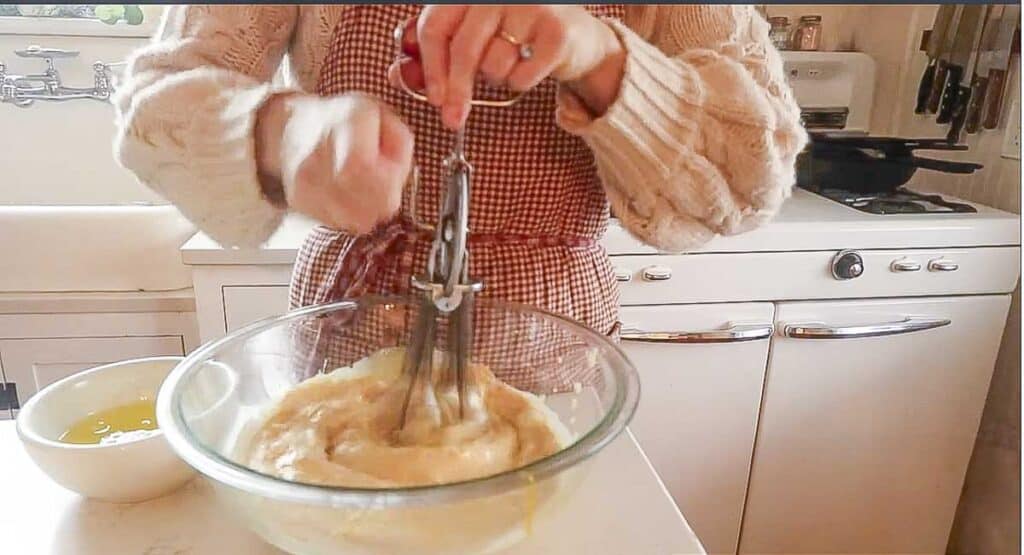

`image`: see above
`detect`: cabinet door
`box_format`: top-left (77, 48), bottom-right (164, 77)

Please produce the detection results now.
top-left (740, 295), bottom-right (1011, 554)
top-left (223, 286), bottom-right (291, 333)
top-left (620, 303), bottom-right (774, 555)
top-left (0, 336), bottom-right (185, 418)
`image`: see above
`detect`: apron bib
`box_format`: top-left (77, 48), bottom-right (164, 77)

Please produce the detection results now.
top-left (291, 4), bottom-right (624, 337)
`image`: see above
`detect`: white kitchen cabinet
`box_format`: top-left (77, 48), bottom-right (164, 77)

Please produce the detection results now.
top-left (740, 295), bottom-right (1011, 554)
top-left (223, 286), bottom-right (291, 332)
top-left (620, 303), bottom-right (775, 555)
top-left (0, 336), bottom-right (185, 417)
top-left (191, 266), bottom-right (292, 342)
top-left (0, 307), bottom-right (197, 420)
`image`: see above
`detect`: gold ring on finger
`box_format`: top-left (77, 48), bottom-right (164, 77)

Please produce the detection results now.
top-left (497, 30), bottom-right (534, 60)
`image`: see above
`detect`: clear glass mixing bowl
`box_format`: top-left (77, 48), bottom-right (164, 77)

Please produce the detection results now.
top-left (157, 296), bottom-right (639, 555)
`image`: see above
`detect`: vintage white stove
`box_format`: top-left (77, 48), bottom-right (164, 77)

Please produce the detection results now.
top-left (609, 189), bottom-right (1018, 554)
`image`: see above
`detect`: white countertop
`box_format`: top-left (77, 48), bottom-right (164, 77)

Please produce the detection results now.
top-left (0, 422), bottom-right (704, 554)
top-left (181, 188), bottom-right (1020, 265)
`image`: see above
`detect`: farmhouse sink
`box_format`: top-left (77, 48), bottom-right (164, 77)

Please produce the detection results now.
top-left (0, 205), bottom-right (195, 292)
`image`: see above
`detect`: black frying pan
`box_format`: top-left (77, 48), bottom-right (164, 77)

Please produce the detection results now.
top-left (797, 135), bottom-right (984, 193)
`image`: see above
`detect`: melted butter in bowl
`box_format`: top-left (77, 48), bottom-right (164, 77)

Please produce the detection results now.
top-left (59, 398), bottom-right (160, 446)
top-left (17, 357), bottom-right (197, 502)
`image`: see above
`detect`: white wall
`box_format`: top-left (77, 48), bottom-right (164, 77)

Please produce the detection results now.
top-left (1, 20), bottom-right (164, 205)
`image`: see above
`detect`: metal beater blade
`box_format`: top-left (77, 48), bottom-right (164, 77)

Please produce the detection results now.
top-left (398, 130), bottom-right (481, 434)
top-left (387, 22), bottom-right (526, 434)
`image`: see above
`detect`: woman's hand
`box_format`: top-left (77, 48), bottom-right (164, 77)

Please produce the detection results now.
top-left (255, 93), bottom-right (414, 235)
top-left (400, 5), bottom-right (626, 129)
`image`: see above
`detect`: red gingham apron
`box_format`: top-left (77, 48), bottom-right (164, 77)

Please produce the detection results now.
top-left (289, 5), bottom-right (624, 390)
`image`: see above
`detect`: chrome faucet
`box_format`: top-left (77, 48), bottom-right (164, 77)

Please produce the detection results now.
top-left (1, 45), bottom-right (121, 107)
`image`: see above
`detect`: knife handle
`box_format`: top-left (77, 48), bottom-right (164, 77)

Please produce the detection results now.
top-left (946, 85), bottom-right (972, 143)
top-left (915, 60), bottom-right (937, 114)
top-left (926, 61), bottom-right (949, 114)
top-left (982, 68), bottom-right (1006, 130)
top-left (936, 64), bottom-right (964, 123)
top-left (964, 75), bottom-right (988, 134)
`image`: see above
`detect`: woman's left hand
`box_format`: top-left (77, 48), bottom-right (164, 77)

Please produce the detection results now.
top-left (399, 5), bottom-right (625, 129)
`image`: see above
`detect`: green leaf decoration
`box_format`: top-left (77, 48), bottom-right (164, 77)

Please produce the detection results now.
top-left (123, 5), bottom-right (143, 25)
top-left (93, 5), bottom-right (124, 25)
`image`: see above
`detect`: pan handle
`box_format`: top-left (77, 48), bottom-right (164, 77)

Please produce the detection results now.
top-left (900, 140), bottom-right (970, 151)
top-left (908, 156), bottom-right (983, 174)
top-left (809, 135), bottom-right (970, 151)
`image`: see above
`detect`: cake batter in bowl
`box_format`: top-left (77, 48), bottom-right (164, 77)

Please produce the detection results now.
top-left (157, 296), bottom-right (639, 555)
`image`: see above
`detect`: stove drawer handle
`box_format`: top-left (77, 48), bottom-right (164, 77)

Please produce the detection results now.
top-left (928, 259), bottom-right (959, 272)
top-left (783, 317), bottom-right (951, 340)
top-left (890, 259), bottom-right (922, 272)
top-left (620, 323), bottom-right (774, 344)
top-left (641, 265), bottom-right (672, 281)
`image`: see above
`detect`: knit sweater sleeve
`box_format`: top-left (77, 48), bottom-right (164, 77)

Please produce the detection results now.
top-left (557, 5), bottom-right (808, 252)
top-left (112, 5), bottom-right (298, 247)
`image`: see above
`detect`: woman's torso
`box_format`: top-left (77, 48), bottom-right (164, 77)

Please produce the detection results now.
top-left (290, 4), bottom-right (623, 335)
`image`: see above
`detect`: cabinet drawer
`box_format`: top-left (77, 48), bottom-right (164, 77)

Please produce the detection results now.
top-left (621, 303), bottom-right (774, 555)
top-left (741, 295), bottom-right (1011, 554)
top-left (611, 247), bottom-right (1020, 305)
top-left (223, 286), bottom-right (291, 332)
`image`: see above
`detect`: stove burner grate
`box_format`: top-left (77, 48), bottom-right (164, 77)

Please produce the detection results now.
top-left (815, 188), bottom-right (977, 214)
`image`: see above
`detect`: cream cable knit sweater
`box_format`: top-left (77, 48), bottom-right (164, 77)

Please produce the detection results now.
top-left (113, 5), bottom-right (807, 252)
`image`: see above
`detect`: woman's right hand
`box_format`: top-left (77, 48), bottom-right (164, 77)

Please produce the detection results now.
top-left (255, 93), bottom-right (414, 235)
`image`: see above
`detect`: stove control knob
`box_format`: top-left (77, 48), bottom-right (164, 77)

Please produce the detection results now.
top-left (831, 250), bottom-right (864, 280)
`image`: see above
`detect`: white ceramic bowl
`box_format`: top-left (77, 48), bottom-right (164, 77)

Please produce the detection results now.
top-left (16, 357), bottom-right (203, 503)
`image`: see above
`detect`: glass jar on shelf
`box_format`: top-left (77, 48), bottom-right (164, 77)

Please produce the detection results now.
top-left (792, 15), bottom-right (822, 51)
top-left (768, 16), bottom-right (792, 50)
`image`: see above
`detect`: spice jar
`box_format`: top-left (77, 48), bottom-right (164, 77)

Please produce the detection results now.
top-left (768, 16), bottom-right (792, 50)
top-left (792, 15), bottom-right (822, 51)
